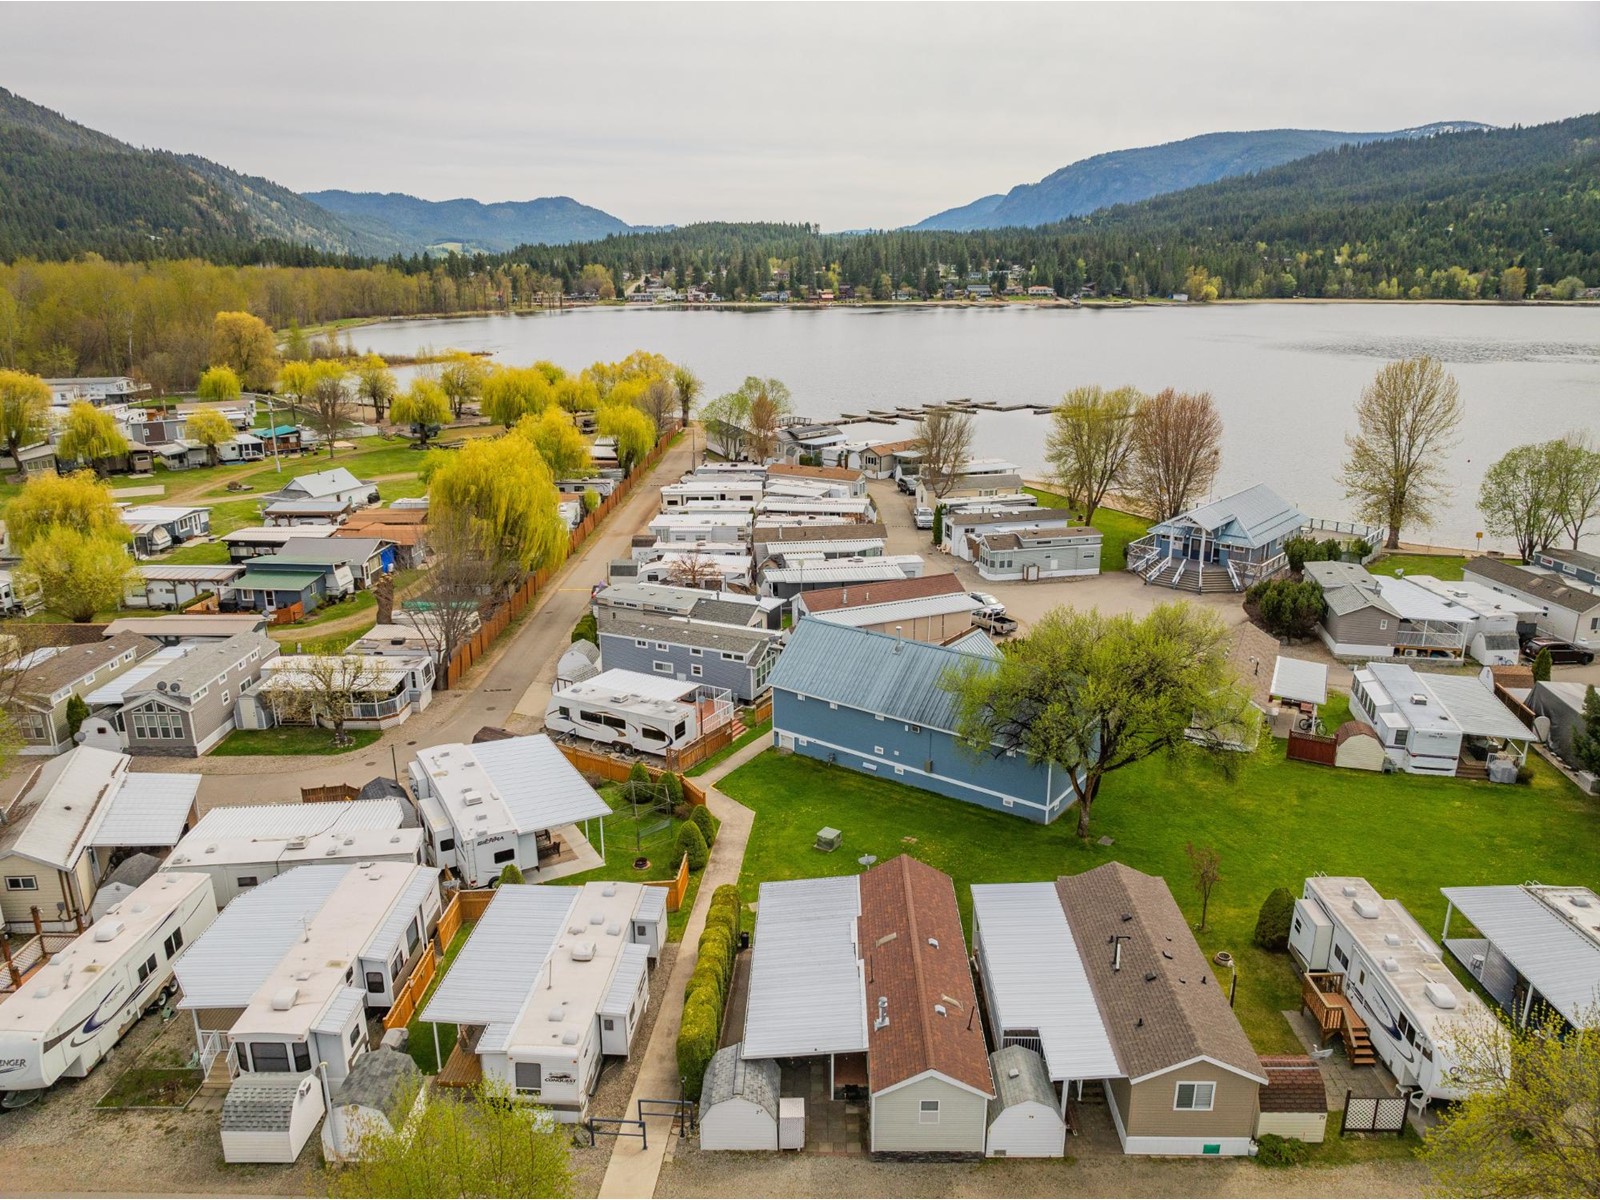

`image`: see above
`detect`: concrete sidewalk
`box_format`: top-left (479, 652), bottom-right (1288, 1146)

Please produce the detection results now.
top-left (597, 738), bottom-right (767, 1199)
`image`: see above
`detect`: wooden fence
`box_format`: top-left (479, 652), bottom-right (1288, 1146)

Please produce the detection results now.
top-left (664, 722), bottom-right (736, 773)
top-left (747, 695), bottom-right (773, 725)
top-left (556, 744), bottom-right (708, 806)
top-left (381, 889), bottom-right (497, 1033)
top-left (300, 783), bottom-right (360, 805)
top-left (645, 854), bottom-right (691, 913)
top-left (1287, 729), bottom-right (1338, 766)
top-left (1494, 682), bottom-right (1538, 729)
top-left (438, 434), bottom-right (676, 692)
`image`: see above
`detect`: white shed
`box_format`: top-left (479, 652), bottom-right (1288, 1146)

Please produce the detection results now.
top-left (985, 1045), bottom-right (1065, 1158)
top-left (699, 1043), bottom-right (781, 1151)
top-left (322, 1048), bottom-right (422, 1162)
top-left (221, 1075), bottom-right (325, 1164)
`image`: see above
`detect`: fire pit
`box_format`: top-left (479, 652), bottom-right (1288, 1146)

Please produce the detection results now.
top-left (633, 857), bottom-right (651, 871)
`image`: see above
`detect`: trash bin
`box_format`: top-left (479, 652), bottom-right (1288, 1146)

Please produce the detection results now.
top-left (739, 931), bottom-right (750, 952)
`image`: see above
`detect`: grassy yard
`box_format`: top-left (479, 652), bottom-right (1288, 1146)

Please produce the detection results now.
top-left (95, 1067), bottom-right (202, 1109)
top-left (210, 726), bottom-right (382, 756)
top-left (1023, 488), bottom-right (1147, 572)
top-left (718, 743), bottom-right (1600, 1053)
top-left (1367, 553), bottom-right (1474, 580)
top-left (406, 921), bottom-right (475, 1073)
top-left (685, 720), bottom-right (772, 777)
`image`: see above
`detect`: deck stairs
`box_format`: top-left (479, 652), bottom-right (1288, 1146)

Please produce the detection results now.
top-left (1302, 971), bottom-right (1377, 1067)
top-left (1136, 555), bottom-right (1241, 593)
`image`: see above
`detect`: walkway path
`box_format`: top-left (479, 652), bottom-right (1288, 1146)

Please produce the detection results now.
top-left (597, 737), bottom-right (766, 1199)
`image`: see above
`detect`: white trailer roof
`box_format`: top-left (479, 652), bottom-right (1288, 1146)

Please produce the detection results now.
top-left (421, 885), bottom-right (578, 1025)
top-left (86, 772), bottom-right (200, 848)
top-left (742, 876), bottom-right (868, 1059)
top-left (180, 800), bottom-right (406, 844)
top-left (84, 644), bottom-right (194, 706)
top-left (1441, 884), bottom-right (1600, 1025)
top-left (602, 942), bottom-right (651, 1017)
top-left (971, 883), bottom-right (1121, 1081)
top-left (469, 734), bottom-right (611, 832)
top-left (1269, 656), bottom-right (1329, 706)
top-left (175, 865), bottom-right (350, 1010)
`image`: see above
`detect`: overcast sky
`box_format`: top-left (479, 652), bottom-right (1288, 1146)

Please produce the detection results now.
top-left (3, 2), bottom-right (1597, 230)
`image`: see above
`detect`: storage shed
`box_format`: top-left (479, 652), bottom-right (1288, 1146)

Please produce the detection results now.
top-left (221, 1075), bottom-right (325, 1164)
top-left (1254, 1055), bottom-right (1328, 1143)
top-left (322, 1048), bottom-right (422, 1162)
top-left (1333, 721), bottom-right (1387, 771)
top-left (699, 1043), bottom-right (781, 1151)
top-left (985, 1045), bottom-right (1066, 1158)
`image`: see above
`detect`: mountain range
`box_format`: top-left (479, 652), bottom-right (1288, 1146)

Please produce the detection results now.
top-left (304, 191), bottom-right (638, 254)
top-left (910, 123), bottom-right (1495, 231)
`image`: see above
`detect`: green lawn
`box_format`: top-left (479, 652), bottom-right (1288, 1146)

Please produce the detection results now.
top-left (210, 726), bottom-right (382, 756)
top-left (407, 922), bottom-right (476, 1073)
top-left (1366, 553), bottom-right (1474, 581)
top-left (1023, 488), bottom-right (1147, 572)
top-left (686, 720), bottom-right (772, 777)
top-left (95, 1067), bottom-right (202, 1109)
top-left (719, 745), bottom-right (1600, 1053)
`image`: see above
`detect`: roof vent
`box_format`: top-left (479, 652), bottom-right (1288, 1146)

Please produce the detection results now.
top-left (344, 837), bottom-right (355, 847)
top-left (1410, 693), bottom-right (1429, 706)
top-left (561, 1030), bottom-right (579, 1046)
top-left (589, 913), bottom-right (605, 925)
top-left (204, 845), bottom-right (217, 855)
top-left (1570, 894), bottom-right (1593, 908)
top-left (1144, 972), bottom-right (1157, 982)
top-left (357, 861), bottom-right (374, 869)
top-left (607, 922), bottom-right (622, 936)
top-left (571, 941), bottom-right (596, 962)
top-left (927, 937), bottom-right (939, 949)
top-left (294, 970), bottom-right (312, 982)
top-left (129, 903), bottom-right (147, 915)
top-left (602, 884), bottom-right (616, 897)
top-left (1382, 957), bottom-right (1400, 973)
top-left (548, 1004), bottom-right (566, 1022)
top-left (461, 788), bottom-right (483, 807)
top-left (286, 837), bottom-right (308, 851)
top-left (1424, 981), bottom-right (1458, 1010)
top-left (31, 984), bottom-right (52, 999)
top-left (1353, 899), bottom-right (1382, 919)
top-left (1007, 1067), bottom-right (1020, 1079)
top-left (93, 920), bottom-right (124, 943)
top-left (271, 986), bottom-right (299, 1011)
top-left (1341, 885), bottom-right (1358, 898)
top-left (325, 847), bottom-right (339, 856)
top-left (933, 1004), bottom-right (947, 1017)
top-left (1384, 933), bottom-right (1402, 946)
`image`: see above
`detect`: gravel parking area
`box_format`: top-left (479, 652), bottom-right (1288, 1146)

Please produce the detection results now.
top-left (657, 1144), bottom-right (1432, 1198)
top-left (1, 1008), bottom-right (323, 1198)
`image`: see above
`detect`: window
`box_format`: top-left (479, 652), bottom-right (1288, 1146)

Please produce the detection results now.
top-left (493, 848), bottom-right (516, 864)
top-left (1395, 728), bottom-right (1409, 748)
top-left (293, 1042), bottom-right (311, 1072)
top-left (635, 924), bottom-right (646, 937)
top-left (674, 720), bottom-right (687, 740)
top-left (131, 705), bottom-right (186, 741)
top-left (163, 927), bottom-right (184, 958)
top-left (236, 875), bottom-right (259, 889)
top-left (1379, 619), bottom-right (1389, 631)
top-left (514, 1062), bottom-right (542, 1093)
top-left (691, 665), bottom-right (702, 678)
top-left (656, 642), bottom-right (669, 651)
top-left (874, 713), bottom-right (884, 722)
top-left (390, 952), bottom-right (405, 982)
top-left (918, 1099), bottom-right (940, 1124)
top-left (721, 651), bottom-right (740, 661)
top-left (222, 689), bottom-right (230, 705)
top-left (635, 639), bottom-right (647, 648)
top-left (895, 766), bottom-right (904, 776)
top-left (690, 647), bottom-right (703, 657)
top-left (603, 1018), bottom-right (615, 1031)
top-left (136, 953), bottom-right (158, 983)
top-left (873, 746), bottom-right (884, 755)
top-left (906, 724), bottom-right (921, 734)
top-left (439, 838), bottom-right (456, 853)
top-left (1174, 1082), bottom-right (1215, 1111)
top-left (1334, 944), bottom-right (1349, 970)
top-left (366, 971), bottom-right (385, 994)
top-left (653, 661), bottom-right (673, 674)
top-left (349, 1025), bottom-right (362, 1047)
top-left (250, 1042), bottom-right (291, 1073)
top-left (406, 917), bottom-right (421, 954)
top-left (4, 876), bottom-right (38, 892)
top-left (15, 712), bottom-right (47, 741)
top-left (642, 727), bottom-right (668, 742)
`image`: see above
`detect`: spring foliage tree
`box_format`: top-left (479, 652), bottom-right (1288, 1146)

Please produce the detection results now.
top-left (0, 369), bottom-right (51, 466)
top-left (481, 366), bottom-right (553, 428)
top-left (514, 409), bottom-right (590, 478)
top-left (304, 362), bottom-right (355, 456)
top-left (196, 365), bottom-right (241, 404)
top-left (942, 602), bottom-right (1250, 838)
top-left (56, 401), bottom-right (128, 476)
top-left (185, 408), bottom-right (235, 467)
top-left (1046, 384), bottom-right (1141, 522)
top-left (437, 351), bottom-right (489, 419)
top-left (390, 380), bottom-right (451, 446)
top-left (1568, 685), bottom-right (1600, 775)
top-left (210, 311), bottom-right (280, 391)
top-left (700, 376), bottom-right (790, 459)
top-left (1341, 356), bottom-right (1463, 548)
top-left (17, 526), bottom-right (137, 622)
top-left (672, 365), bottom-right (702, 428)
top-left (598, 405), bottom-right (655, 472)
top-left (427, 434), bottom-right (569, 594)
top-left (1128, 388), bottom-right (1223, 522)
top-left (265, 648), bottom-right (394, 748)
top-left (353, 355), bottom-right (397, 421)
top-left (4, 470), bottom-right (126, 549)
top-left (1478, 441), bottom-right (1567, 561)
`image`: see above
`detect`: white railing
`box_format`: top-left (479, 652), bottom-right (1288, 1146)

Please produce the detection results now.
top-left (1394, 627), bottom-right (1468, 650)
top-left (1227, 560), bottom-right (1241, 590)
top-left (198, 1030), bottom-right (235, 1080)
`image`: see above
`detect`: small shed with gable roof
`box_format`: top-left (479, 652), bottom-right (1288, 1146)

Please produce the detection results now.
top-left (1254, 1055), bottom-right (1328, 1143)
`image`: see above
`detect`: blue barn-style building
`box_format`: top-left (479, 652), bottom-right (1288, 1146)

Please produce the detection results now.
top-left (768, 619), bottom-right (1080, 823)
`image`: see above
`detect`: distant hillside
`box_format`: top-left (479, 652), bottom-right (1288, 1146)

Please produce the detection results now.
top-left (912, 123), bottom-right (1494, 231)
top-left (305, 191), bottom-right (637, 252)
top-left (0, 86), bottom-right (400, 261)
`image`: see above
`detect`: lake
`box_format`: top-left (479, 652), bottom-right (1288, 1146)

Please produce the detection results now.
top-left (355, 303), bottom-right (1600, 550)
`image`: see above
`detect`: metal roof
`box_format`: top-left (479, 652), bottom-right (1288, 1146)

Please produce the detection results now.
top-left (942, 629), bottom-right (1003, 660)
top-left (269, 538), bottom-right (388, 564)
top-left (742, 875), bottom-right (867, 1058)
top-left (1269, 657), bottom-right (1329, 706)
top-left (263, 498), bottom-right (350, 513)
top-left (635, 886), bottom-right (668, 925)
top-left (86, 772), bottom-right (199, 848)
top-left (598, 615), bottom-right (775, 656)
top-left (601, 942), bottom-right (651, 1016)
top-left (1441, 885), bottom-right (1600, 1025)
top-left (471, 734), bottom-right (613, 832)
top-left (175, 865), bottom-right (350, 1010)
top-left (1410, 668), bottom-right (1537, 740)
top-left (421, 885), bottom-right (578, 1025)
top-left (0, 747), bottom-right (127, 869)
top-left (84, 644), bottom-right (194, 706)
top-left (810, 593), bottom-right (980, 629)
top-left (181, 799), bottom-right (405, 843)
top-left (118, 504), bottom-right (209, 523)
top-left (987, 1044), bottom-right (1059, 1116)
top-left (1156, 483), bottom-right (1306, 549)
top-left (769, 618), bottom-right (997, 734)
top-left (220, 525), bottom-right (339, 544)
top-left (233, 568), bottom-right (325, 591)
top-left (700, 1043), bottom-right (780, 1118)
top-left (761, 560), bottom-right (910, 586)
top-left (364, 869), bottom-right (440, 965)
top-left (278, 467), bottom-right (366, 499)
top-left (135, 564), bottom-right (242, 583)
top-left (312, 986), bottom-right (368, 1036)
top-left (971, 883), bottom-right (1121, 1081)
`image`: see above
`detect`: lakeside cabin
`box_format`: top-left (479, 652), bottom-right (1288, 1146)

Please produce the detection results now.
top-left (1128, 483), bottom-right (1306, 593)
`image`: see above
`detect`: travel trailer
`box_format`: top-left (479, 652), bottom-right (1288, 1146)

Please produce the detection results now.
top-left (0, 872), bottom-right (217, 1095)
top-left (1293, 876), bottom-right (1499, 1102)
top-left (545, 669), bottom-right (735, 755)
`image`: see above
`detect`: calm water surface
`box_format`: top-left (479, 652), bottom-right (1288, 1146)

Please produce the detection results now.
top-left (358, 304), bottom-right (1600, 549)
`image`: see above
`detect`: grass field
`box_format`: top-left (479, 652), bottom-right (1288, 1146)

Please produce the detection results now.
top-left (1366, 553), bottom-right (1476, 580)
top-left (1023, 488), bottom-right (1147, 572)
top-left (96, 1067), bottom-right (203, 1109)
top-left (210, 726), bottom-right (382, 756)
top-left (685, 720), bottom-right (772, 777)
top-left (718, 742), bottom-right (1600, 1052)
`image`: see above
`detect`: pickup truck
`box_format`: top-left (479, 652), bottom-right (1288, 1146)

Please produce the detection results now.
top-left (973, 611), bottom-right (1019, 636)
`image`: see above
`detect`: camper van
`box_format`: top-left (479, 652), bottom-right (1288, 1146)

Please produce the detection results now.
top-left (1295, 876), bottom-right (1498, 1102)
top-left (0, 872), bottom-right (217, 1094)
top-left (544, 669), bottom-right (734, 756)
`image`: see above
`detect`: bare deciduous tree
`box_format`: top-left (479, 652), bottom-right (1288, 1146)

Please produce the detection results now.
top-left (304, 366), bottom-right (358, 458)
top-left (411, 510), bottom-right (497, 673)
top-left (1128, 388), bottom-right (1223, 522)
top-left (664, 548), bottom-right (722, 590)
top-left (915, 408), bottom-right (975, 499)
top-left (746, 392), bottom-right (780, 463)
top-left (1548, 432), bottom-right (1600, 550)
top-left (264, 648), bottom-right (395, 748)
top-left (1185, 843), bottom-right (1223, 932)
top-left (1341, 356), bottom-right (1462, 549)
top-left (639, 378), bottom-right (679, 434)
top-left (1045, 385), bottom-right (1142, 523)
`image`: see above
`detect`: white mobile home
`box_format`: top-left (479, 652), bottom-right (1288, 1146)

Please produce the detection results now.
top-left (1407, 575), bottom-right (1542, 666)
top-left (419, 882), bottom-right (664, 1122)
top-left (1350, 662), bottom-right (1536, 777)
top-left (408, 734), bottom-right (611, 887)
top-left (164, 799), bottom-right (419, 908)
top-left (0, 872), bottom-right (216, 1094)
top-left (648, 512), bottom-right (752, 545)
top-left (659, 479), bottom-right (764, 509)
top-left (545, 669), bottom-right (735, 756)
top-left (1296, 876), bottom-right (1499, 1102)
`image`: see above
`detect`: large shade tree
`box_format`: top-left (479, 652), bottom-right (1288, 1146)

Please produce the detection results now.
top-left (1341, 356), bottom-right (1462, 549)
top-left (942, 602), bottom-right (1250, 838)
top-left (17, 525), bottom-right (137, 622)
top-left (1045, 384), bottom-right (1142, 523)
top-left (5, 470), bottom-right (126, 548)
top-left (1127, 387), bottom-right (1222, 522)
top-left (514, 409), bottom-right (590, 478)
top-left (210, 311), bottom-right (280, 391)
top-left (915, 406), bottom-right (975, 498)
top-left (0, 369), bottom-right (51, 467)
top-left (55, 402), bottom-right (128, 477)
top-left (427, 433), bottom-right (569, 595)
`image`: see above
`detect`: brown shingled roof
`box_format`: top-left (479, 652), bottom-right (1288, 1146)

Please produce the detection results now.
top-left (866, 439), bottom-right (919, 456)
top-left (1466, 557), bottom-right (1600, 611)
top-left (1258, 1055), bottom-right (1328, 1113)
top-left (1488, 664), bottom-right (1535, 691)
top-left (767, 463), bottom-right (863, 483)
top-left (798, 573), bottom-right (968, 614)
top-left (1057, 863), bottom-right (1266, 1086)
top-left (10, 633), bottom-right (159, 707)
top-left (755, 522), bottom-right (888, 545)
top-left (858, 856), bottom-right (994, 1097)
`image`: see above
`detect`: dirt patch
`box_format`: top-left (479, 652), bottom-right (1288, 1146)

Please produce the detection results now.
top-left (96, 1067), bottom-right (202, 1109)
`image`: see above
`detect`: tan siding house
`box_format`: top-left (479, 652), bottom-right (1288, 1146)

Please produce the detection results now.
top-left (1108, 1063), bottom-right (1261, 1153)
top-left (871, 1072), bottom-right (989, 1154)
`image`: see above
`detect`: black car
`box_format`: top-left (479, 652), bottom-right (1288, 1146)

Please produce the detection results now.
top-left (1522, 636), bottom-right (1596, 666)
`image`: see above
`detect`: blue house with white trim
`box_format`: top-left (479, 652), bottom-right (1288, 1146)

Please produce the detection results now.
top-left (768, 619), bottom-right (1079, 824)
top-left (1127, 483), bottom-right (1306, 593)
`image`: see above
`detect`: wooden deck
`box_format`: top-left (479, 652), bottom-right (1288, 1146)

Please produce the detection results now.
top-left (436, 1042), bottom-right (484, 1089)
top-left (1301, 972), bottom-right (1376, 1066)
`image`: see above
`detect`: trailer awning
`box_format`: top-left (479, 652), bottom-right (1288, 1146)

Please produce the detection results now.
top-left (1270, 656), bottom-right (1328, 706)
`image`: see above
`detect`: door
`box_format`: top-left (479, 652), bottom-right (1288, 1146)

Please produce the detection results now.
top-left (778, 732), bottom-right (795, 752)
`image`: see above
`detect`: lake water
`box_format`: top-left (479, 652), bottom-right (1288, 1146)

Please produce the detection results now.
top-left (356, 303), bottom-right (1600, 550)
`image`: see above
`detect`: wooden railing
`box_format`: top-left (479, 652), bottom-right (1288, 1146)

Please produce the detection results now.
top-left (1302, 971), bottom-right (1348, 1040)
top-left (664, 722), bottom-right (736, 772)
top-left (381, 890), bottom-right (490, 1032)
top-left (301, 783), bottom-right (360, 805)
top-left (645, 854), bottom-right (691, 913)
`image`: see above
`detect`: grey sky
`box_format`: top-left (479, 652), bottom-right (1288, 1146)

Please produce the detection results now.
top-left (3, 2), bottom-right (1596, 230)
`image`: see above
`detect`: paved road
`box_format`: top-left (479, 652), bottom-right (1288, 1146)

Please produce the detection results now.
top-left (116, 434), bottom-right (697, 815)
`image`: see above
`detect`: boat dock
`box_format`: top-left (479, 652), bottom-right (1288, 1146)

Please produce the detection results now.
top-left (824, 398), bottom-right (1052, 426)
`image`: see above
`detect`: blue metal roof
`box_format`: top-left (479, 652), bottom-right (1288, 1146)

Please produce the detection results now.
top-left (768, 619), bottom-right (997, 733)
top-left (1151, 483), bottom-right (1306, 549)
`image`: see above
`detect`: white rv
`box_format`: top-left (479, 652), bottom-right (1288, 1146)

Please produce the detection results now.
top-left (0, 872), bottom-right (217, 1094)
top-left (1294, 876), bottom-right (1499, 1102)
top-left (544, 669), bottom-right (734, 755)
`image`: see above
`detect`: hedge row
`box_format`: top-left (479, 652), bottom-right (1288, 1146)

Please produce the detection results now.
top-left (677, 884), bottom-right (742, 1100)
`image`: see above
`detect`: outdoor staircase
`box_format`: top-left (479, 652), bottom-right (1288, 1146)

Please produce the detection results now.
top-left (1164, 563), bottom-right (1240, 594)
top-left (727, 715), bottom-right (748, 740)
top-left (1343, 1023), bottom-right (1378, 1068)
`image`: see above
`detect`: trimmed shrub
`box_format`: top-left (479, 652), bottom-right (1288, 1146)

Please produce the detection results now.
top-left (677, 991), bottom-right (720, 1099)
top-left (571, 612), bottom-right (597, 644)
top-left (65, 694), bottom-right (90, 737)
top-left (675, 821), bottom-right (709, 871)
top-left (661, 771), bottom-right (684, 809)
top-left (1253, 887), bottom-right (1295, 951)
top-left (1254, 1133), bottom-right (1311, 1168)
top-left (1350, 537), bottom-right (1373, 559)
top-left (497, 862), bottom-right (526, 887)
top-left (1254, 578), bottom-right (1324, 639)
top-left (628, 760), bottom-right (652, 786)
top-left (677, 884), bottom-right (744, 1100)
top-left (690, 804), bottom-right (716, 847)
top-left (1533, 648), bottom-right (1553, 683)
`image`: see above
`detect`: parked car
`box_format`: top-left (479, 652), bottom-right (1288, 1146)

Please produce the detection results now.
top-left (1522, 636), bottom-right (1595, 666)
top-left (896, 476), bottom-right (916, 495)
top-left (973, 611), bottom-right (1018, 636)
top-left (969, 590), bottom-right (1003, 611)
top-left (914, 507), bottom-right (934, 529)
